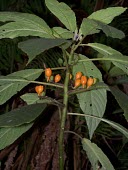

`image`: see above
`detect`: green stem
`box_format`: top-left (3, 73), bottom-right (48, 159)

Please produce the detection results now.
top-left (73, 36), bottom-right (85, 52)
top-left (68, 43), bottom-right (75, 64)
top-left (1, 78), bottom-right (64, 89)
top-left (58, 37), bottom-right (85, 169)
top-left (59, 71), bottom-right (70, 170)
top-left (68, 36), bottom-right (85, 64)
top-left (30, 80), bottom-right (64, 88)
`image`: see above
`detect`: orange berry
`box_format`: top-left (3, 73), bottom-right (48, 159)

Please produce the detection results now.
top-left (75, 72), bottom-right (82, 79)
top-left (45, 68), bottom-right (52, 77)
top-left (45, 68), bottom-right (52, 82)
top-left (35, 85), bottom-right (44, 96)
top-left (54, 74), bottom-right (61, 83)
top-left (81, 76), bottom-right (87, 88)
top-left (74, 79), bottom-right (81, 88)
top-left (87, 77), bottom-right (94, 89)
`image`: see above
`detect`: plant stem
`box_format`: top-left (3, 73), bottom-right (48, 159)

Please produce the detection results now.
top-left (68, 43), bottom-right (75, 64)
top-left (58, 37), bottom-right (85, 169)
top-left (30, 80), bottom-right (64, 88)
top-left (59, 71), bottom-right (70, 170)
top-left (1, 78), bottom-right (64, 89)
top-left (68, 36), bottom-right (85, 64)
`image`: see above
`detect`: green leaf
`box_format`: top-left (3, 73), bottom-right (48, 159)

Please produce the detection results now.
top-left (21, 93), bottom-right (64, 108)
top-left (77, 89), bottom-right (107, 139)
top-left (0, 69), bottom-right (43, 105)
top-left (87, 43), bottom-right (128, 75)
top-left (111, 56), bottom-right (128, 75)
top-left (21, 93), bottom-right (40, 105)
top-left (73, 54), bottom-right (103, 80)
top-left (80, 18), bottom-right (100, 37)
top-left (87, 43), bottom-right (121, 56)
top-left (52, 27), bottom-right (73, 39)
top-left (98, 23), bottom-right (125, 39)
top-left (0, 12), bottom-right (54, 39)
top-left (21, 93), bottom-right (52, 105)
top-left (82, 138), bottom-right (115, 170)
top-left (88, 7), bottom-right (127, 24)
top-left (45, 0), bottom-right (77, 32)
top-left (0, 103), bottom-right (47, 127)
top-left (73, 54), bottom-right (107, 138)
top-left (18, 38), bottom-right (68, 64)
top-left (80, 18), bottom-right (125, 39)
top-left (0, 123), bottom-right (33, 150)
top-left (110, 87), bottom-right (128, 121)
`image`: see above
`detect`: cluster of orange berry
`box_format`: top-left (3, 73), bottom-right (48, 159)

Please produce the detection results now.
top-left (35, 68), bottom-right (61, 96)
top-left (35, 69), bottom-right (97, 96)
top-left (74, 72), bottom-right (96, 89)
